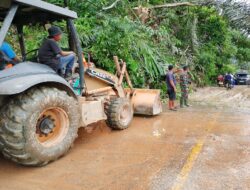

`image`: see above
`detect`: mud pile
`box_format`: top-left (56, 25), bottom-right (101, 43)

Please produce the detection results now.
top-left (190, 86), bottom-right (250, 109)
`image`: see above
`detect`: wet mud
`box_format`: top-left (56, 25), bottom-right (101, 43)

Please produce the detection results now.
top-left (0, 86), bottom-right (249, 190)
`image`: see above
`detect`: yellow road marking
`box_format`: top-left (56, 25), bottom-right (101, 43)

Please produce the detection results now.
top-left (171, 113), bottom-right (219, 190)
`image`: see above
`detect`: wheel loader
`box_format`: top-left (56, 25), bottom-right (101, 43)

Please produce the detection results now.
top-left (0, 0), bottom-right (162, 166)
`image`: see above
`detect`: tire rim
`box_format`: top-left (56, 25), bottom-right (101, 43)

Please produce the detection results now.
top-left (119, 103), bottom-right (132, 126)
top-left (36, 107), bottom-right (69, 147)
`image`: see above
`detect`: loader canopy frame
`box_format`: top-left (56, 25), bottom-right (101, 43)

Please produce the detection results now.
top-left (0, 0), bottom-right (85, 93)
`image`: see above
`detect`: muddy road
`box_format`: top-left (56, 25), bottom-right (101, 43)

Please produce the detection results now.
top-left (0, 86), bottom-right (249, 190)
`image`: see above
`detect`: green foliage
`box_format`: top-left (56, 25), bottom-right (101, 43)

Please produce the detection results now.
top-left (75, 15), bottom-right (168, 87)
top-left (189, 6), bottom-right (240, 85)
top-left (12, 0), bottom-right (250, 90)
top-left (230, 30), bottom-right (250, 71)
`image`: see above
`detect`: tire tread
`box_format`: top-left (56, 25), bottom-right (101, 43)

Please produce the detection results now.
top-left (0, 87), bottom-right (80, 166)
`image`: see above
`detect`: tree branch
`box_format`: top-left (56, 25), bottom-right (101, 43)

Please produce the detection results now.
top-left (148, 2), bottom-right (195, 9)
top-left (102, 0), bottom-right (122, 11)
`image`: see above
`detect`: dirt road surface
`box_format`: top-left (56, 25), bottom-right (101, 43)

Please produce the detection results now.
top-left (0, 86), bottom-right (249, 190)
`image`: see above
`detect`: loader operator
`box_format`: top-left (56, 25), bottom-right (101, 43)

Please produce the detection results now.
top-left (38, 26), bottom-right (75, 78)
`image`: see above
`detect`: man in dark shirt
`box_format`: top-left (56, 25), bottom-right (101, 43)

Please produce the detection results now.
top-left (38, 26), bottom-right (75, 78)
top-left (166, 65), bottom-right (177, 111)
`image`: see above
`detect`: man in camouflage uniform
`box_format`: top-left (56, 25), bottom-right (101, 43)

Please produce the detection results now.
top-left (180, 65), bottom-right (190, 108)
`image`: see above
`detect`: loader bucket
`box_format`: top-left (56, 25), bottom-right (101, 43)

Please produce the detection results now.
top-left (127, 89), bottom-right (162, 116)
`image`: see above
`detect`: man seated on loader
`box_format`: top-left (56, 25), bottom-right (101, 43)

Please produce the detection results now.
top-left (0, 41), bottom-right (20, 70)
top-left (38, 26), bottom-right (75, 78)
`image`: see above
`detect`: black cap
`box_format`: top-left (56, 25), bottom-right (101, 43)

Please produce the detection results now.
top-left (168, 65), bottom-right (173, 71)
top-left (48, 26), bottom-right (62, 37)
top-left (183, 65), bottom-right (188, 71)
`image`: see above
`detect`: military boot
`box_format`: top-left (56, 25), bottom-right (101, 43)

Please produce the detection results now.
top-left (184, 99), bottom-right (190, 107)
top-left (180, 97), bottom-right (184, 108)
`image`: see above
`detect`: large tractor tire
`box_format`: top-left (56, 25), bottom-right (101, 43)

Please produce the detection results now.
top-left (0, 87), bottom-right (80, 166)
top-left (106, 98), bottom-right (133, 130)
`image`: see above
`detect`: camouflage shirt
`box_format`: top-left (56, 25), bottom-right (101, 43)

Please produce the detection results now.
top-left (180, 72), bottom-right (189, 98)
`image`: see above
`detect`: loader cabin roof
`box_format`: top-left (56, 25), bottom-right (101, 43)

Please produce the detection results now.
top-left (0, 0), bottom-right (78, 25)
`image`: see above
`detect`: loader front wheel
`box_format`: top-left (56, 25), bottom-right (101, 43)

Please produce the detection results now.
top-left (0, 87), bottom-right (80, 166)
top-left (106, 98), bottom-right (133, 130)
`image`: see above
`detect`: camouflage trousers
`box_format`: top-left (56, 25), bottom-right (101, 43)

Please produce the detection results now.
top-left (180, 88), bottom-right (189, 107)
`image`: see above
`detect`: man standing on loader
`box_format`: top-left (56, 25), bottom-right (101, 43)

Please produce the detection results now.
top-left (38, 26), bottom-right (75, 78)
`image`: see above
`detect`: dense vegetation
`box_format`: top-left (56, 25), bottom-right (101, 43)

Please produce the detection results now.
top-left (7, 0), bottom-right (250, 96)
